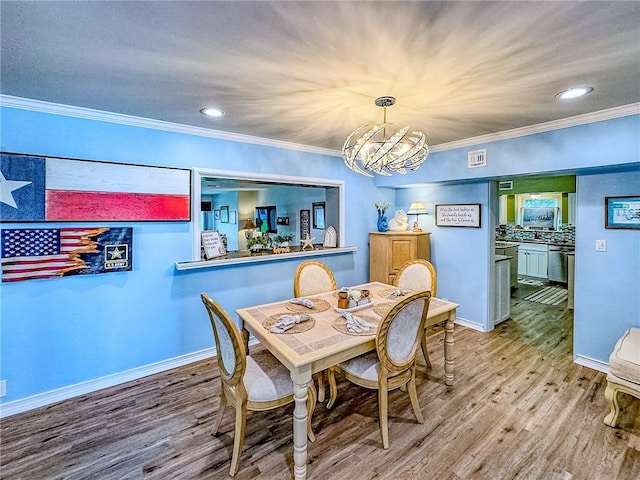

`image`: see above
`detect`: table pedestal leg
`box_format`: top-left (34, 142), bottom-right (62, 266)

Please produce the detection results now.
top-left (292, 367), bottom-right (312, 480)
top-left (444, 311), bottom-right (455, 386)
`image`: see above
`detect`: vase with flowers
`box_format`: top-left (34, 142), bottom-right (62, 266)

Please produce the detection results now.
top-left (374, 201), bottom-right (390, 232)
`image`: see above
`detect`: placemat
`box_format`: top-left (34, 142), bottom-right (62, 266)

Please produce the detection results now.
top-left (373, 302), bottom-right (394, 317)
top-left (332, 314), bottom-right (380, 336)
top-left (377, 287), bottom-right (413, 300)
top-left (285, 298), bottom-right (331, 313)
top-left (263, 313), bottom-right (316, 334)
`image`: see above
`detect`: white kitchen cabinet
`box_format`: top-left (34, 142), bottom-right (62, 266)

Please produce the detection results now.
top-left (517, 243), bottom-right (548, 279)
top-left (495, 244), bottom-right (518, 290)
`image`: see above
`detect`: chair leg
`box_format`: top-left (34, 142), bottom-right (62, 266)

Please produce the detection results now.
top-left (326, 367), bottom-right (338, 409)
top-left (315, 372), bottom-right (325, 403)
top-left (212, 389), bottom-right (227, 435)
top-left (307, 383), bottom-right (317, 442)
top-left (421, 332), bottom-right (432, 368)
top-left (378, 377), bottom-right (389, 449)
top-left (408, 367), bottom-right (424, 424)
top-left (604, 383), bottom-right (621, 427)
top-left (229, 401), bottom-right (247, 476)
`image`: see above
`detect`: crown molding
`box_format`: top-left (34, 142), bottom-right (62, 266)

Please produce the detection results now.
top-left (429, 103), bottom-right (640, 152)
top-left (2, 95), bottom-right (638, 156)
top-left (0, 95), bottom-right (342, 158)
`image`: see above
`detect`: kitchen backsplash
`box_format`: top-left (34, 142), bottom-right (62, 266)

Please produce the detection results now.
top-left (496, 223), bottom-right (575, 244)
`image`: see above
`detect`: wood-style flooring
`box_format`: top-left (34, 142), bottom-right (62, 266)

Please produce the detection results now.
top-left (2, 283), bottom-right (639, 479)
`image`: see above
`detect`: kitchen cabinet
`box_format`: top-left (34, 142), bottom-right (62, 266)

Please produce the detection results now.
top-left (494, 255), bottom-right (511, 324)
top-left (495, 244), bottom-right (518, 290)
top-left (517, 243), bottom-right (548, 279)
top-left (369, 232), bottom-right (431, 284)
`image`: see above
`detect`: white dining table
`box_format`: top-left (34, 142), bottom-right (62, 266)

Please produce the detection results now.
top-left (236, 281), bottom-right (458, 480)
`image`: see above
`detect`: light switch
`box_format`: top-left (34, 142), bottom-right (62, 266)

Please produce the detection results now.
top-left (596, 239), bottom-right (607, 251)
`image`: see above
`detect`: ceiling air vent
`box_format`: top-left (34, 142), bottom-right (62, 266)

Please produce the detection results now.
top-left (499, 181), bottom-right (513, 191)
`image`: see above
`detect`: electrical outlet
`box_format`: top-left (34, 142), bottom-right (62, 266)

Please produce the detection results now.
top-left (0, 380), bottom-right (6, 397)
top-left (596, 239), bottom-right (607, 251)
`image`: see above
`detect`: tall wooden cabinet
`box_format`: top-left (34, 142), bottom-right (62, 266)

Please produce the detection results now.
top-left (369, 232), bottom-right (431, 284)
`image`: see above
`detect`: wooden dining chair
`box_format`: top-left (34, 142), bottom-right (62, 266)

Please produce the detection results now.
top-left (293, 260), bottom-right (338, 298)
top-left (293, 260), bottom-right (337, 402)
top-left (326, 290), bottom-right (431, 449)
top-left (201, 292), bottom-right (316, 476)
top-left (393, 259), bottom-right (437, 368)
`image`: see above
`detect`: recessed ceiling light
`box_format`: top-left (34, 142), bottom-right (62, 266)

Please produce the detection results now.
top-left (555, 87), bottom-right (594, 100)
top-left (200, 107), bottom-right (225, 117)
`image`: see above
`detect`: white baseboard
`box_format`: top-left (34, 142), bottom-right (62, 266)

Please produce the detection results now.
top-left (574, 354), bottom-right (609, 374)
top-left (0, 348), bottom-right (217, 418)
top-left (454, 316), bottom-right (487, 332)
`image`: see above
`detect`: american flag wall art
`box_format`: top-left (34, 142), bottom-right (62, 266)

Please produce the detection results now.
top-left (0, 153), bottom-right (191, 222)
top-left (1, 227), bottom-right (133, 282)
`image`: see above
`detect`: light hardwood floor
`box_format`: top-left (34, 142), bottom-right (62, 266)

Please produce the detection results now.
top-left (2, 284), bottom-right (639, 479)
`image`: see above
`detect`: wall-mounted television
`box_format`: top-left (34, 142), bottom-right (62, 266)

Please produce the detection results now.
top-left (521, 207), bottom-right (558, 230)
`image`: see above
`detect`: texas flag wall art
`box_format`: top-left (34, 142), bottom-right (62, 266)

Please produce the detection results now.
top-left (1, 153), bottom-right (191, 222)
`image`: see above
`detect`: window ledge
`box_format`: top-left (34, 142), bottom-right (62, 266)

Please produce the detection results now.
top-left (175, 245), bottom-right (357, 271)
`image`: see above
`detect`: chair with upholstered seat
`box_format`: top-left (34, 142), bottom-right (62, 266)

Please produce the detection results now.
top-left (293, 260), bottom-right (338, 298)
top-left (326, 290), bottom-right (431, 449)
top-left (293, 260), bottom-right (338, 402)
top-left (604, 327), bottom-right (640, 429)
top-left (393, 259), bottom-right (437, 367)
top-left (201, 292), bottom-right (315, 476)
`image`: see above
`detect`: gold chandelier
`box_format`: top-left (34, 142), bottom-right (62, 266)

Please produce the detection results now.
top-left (343, 96), bottom-right (428, 177)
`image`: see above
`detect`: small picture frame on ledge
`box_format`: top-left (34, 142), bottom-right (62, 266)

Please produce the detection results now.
top-left (201, 230), bottom-right (227, 259)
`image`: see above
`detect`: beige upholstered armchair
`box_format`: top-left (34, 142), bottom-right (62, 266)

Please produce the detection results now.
top-left (604, 327), bottom-right (640, 429)
top-left (326, 291), bottom-right (431, 449)
top-left (201, 293), bottom-right (315, 476)
top-left (393, 259), bottom-right (437, 367)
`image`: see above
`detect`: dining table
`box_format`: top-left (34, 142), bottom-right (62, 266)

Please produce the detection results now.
top-left (235, 281), bottom-right (458, 480)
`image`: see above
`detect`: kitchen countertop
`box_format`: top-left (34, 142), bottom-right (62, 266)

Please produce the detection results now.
top-left (496, 238), bottom-right (574, 248)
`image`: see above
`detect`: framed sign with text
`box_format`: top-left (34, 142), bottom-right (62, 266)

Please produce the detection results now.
top-left (435, 204), bottom-right (481, 228)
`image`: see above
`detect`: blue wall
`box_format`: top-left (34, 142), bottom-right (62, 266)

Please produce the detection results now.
top-left (574, 171), bottom-right (640, 360)
top-left (396, 183), bottom-right (492, 329)
top-left (0, 106), bottom-right (387, 404)
top-left (1, 104), bottom-right (638, 409)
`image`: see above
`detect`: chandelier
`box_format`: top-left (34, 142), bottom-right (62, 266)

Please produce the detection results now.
top-left (343, 96), bottom-right (428, 177)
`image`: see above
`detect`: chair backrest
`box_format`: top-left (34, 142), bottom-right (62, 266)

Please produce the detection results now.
top-left (201, 292), bottom-right (246, 388)
top-left (393, 260), bottom-right (437, 297)
top-left (376, 290), bottom-right (431, 373)
top-left (293, 260), bottom-right (337, 297)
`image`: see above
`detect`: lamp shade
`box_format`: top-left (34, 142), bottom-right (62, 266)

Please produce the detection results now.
top-left (242, 218), bottom-right (256, 229)
top-left (407, 202), bottom-right (427, 215)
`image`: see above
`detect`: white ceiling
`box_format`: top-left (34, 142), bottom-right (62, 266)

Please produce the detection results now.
top-left (2, 1), bottom-right (639, 152)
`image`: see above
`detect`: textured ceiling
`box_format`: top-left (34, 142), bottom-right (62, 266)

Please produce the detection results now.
top-left (2, 1), bottom-right (639, 152)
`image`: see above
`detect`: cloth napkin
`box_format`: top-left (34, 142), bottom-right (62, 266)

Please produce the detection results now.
top-left (270, 314), bottom-right (311, 333)
top-left (343, 312), bottom-right (376, 334)
top-left (289, 297), bottom-right (315, 309)
top-left (389, 288), bottom-right (411, 299)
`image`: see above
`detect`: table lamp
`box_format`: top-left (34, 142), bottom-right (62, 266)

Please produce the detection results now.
top-left (407, 202), bottom-right (427, 232)
top-left (242, 218), bottom-right (256, 239)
